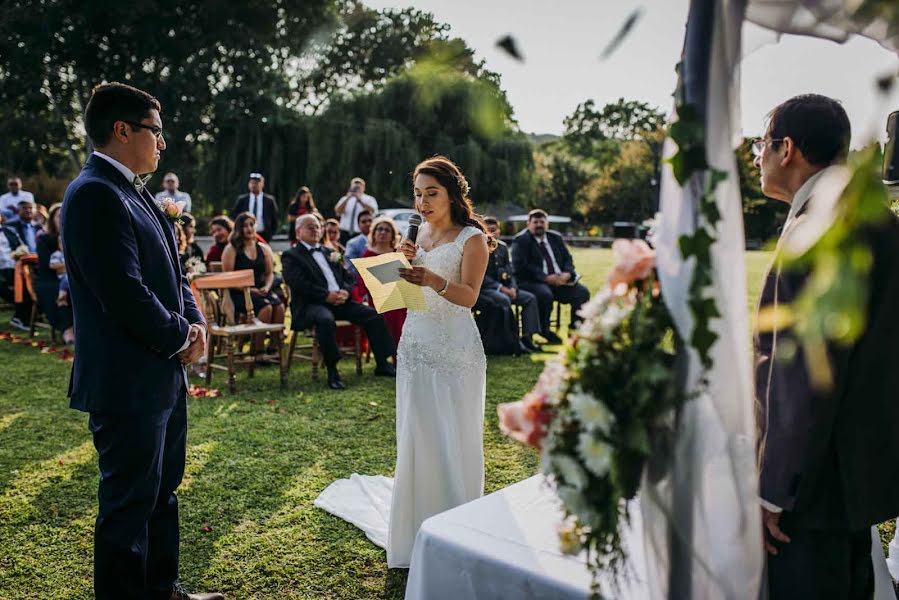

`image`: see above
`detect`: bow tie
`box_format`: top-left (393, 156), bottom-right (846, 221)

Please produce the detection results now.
top-left (309, 245), bottom-right (323, 253)
top-left (132, 174), bottom-right (152, 193)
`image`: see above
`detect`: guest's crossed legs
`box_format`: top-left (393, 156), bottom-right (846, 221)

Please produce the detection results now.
top-left (518, 281), bottom-right (589, 335)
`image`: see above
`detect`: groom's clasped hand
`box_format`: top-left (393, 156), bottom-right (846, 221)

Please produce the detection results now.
top-left (178, 323), bottom-right (206, 365)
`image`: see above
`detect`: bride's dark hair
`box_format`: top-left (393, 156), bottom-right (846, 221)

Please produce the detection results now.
top-left (412, 156), bottom-right (496, 251)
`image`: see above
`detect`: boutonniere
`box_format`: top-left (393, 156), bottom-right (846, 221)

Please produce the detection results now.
top-left (154, 197), bottom-right (187, 224)
top-left (328, 251), bottom-right (343, 264)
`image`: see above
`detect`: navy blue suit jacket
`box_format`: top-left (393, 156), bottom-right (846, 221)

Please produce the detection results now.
top-left (61, 154), bottom-right (205, 413)
top-left (511, 229), bottom-right (577, 285)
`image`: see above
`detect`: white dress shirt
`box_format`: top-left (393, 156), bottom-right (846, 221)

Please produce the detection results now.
top-left (301, 241), bottom-right (341, 292)
top-left (248, 193), bottom-right (265, 232)
top-left (337, 194), bottom-right (378, 233)
top-left (0, 190), bottom-right (35, 212)
top-left (93, 152), bottom-right (197, 357)
top-left (0, 229), bottom-right (14, 270)
top-left (534, 234), bottom-right (562, 274)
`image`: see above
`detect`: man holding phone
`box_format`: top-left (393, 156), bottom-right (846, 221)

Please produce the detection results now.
top-left (335, 176), bottom-right (378, 245)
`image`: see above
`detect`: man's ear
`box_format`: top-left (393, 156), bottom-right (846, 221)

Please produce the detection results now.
top-left (112, 121), bottom-right (131, 144)
top-left (779, 137), bottom-right (796, 168)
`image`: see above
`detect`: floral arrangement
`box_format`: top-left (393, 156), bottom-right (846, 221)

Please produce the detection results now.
top-left (155, 197), bottom-right (187, 224)
top-left (498, 239), bottom-right (684, 593)
top-left (11, 244), bottom-right (31, 259)
top-left (183, 256), bottom-right (207, 280)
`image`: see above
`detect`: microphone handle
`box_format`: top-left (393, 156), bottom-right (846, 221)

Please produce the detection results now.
top-left (405, 224), bottom-right (419, 245)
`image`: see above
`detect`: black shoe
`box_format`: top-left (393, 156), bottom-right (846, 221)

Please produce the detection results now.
top-left (327, 370), bottom-right (346, 390)
top-left (541, 331), bottom-right (563, 345)
top-left (521, 338), bottom-right (542, 353)
top-left (517, 341), bottom-right (533, 355)
top-left (374, 363), bottom-right (397, 377)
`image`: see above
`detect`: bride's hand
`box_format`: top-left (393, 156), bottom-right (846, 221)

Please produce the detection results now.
top-left (399, 266), bottom-right (438, 288)
top-left (400, 239), bottom-right (418, 262)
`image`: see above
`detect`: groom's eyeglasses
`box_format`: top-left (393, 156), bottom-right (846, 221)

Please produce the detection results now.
top-left (124, 121), bottom-right (164, 140)
top-left (751, 138), bottom-right (785, 158)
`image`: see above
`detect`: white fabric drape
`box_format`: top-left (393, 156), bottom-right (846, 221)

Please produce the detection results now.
top-left (647, 0), bottom-right (763, 598)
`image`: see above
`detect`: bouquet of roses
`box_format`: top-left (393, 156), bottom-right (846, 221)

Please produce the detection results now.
top-left (498, 239), bottom-right (684, 592)
top-left (184, 256), bottom-right (207, 280)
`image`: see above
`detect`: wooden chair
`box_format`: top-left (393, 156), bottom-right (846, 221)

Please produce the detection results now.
top-left (193, 269), bottom-right (287, 393)
top-left (551, 300), bottom-right (564, 331)
top-left (18, 258), bottom-right (57, 343)
top-left (282, 285), bottom-right (364, 380)
top-left (208, 261), bottom-right (223, 273)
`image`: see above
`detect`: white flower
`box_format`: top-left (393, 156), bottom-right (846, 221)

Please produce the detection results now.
top-left (550, 453), bottom-right (589, 490)
top-left (569, 389), bottom-right (615, 435)
top-left (578, 432), bottom-right (612, 477)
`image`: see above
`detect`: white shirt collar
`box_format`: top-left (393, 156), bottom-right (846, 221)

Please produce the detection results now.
top-left (300, 241), bottom-right (322, 251)
top-left (92, 151), bottom-right (138, 184)
top-left (787, 166), bottom-right (836, 223)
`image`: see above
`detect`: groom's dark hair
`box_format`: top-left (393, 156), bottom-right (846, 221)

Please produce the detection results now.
top-left (765, 94), bottom-right (851, 168)
top-left (84, 82), bottom-right (161, 147)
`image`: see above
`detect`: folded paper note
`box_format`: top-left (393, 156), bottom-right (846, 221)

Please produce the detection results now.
top-left (351, 252), bottom-right (426, 313)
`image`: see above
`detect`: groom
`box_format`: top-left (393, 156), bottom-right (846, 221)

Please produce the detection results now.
top-left (61, 83), bottom-right (222, 600)
top-left (754, 94), bottom-right (899, 598)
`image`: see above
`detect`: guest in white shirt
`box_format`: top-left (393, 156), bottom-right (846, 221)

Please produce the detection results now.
top-left (229, 172), bottom-right (279, 242)
top-left (153, 172), bottom-right (192, 213)
top-left (335, 177), bottom-right (378, 245)
top-left (0, 177), bottom-right (35, 219)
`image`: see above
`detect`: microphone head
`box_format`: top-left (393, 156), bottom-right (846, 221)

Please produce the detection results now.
top-left (408, 213), bottom-right (423, 228)
top-left (406, 213), bottom-right (423, 243)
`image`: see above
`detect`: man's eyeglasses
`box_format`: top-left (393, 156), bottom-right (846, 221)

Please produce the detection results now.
top-left (124, 121), bottom-right (164, 140)
top-left (751, 138), bottom-right (785, 158)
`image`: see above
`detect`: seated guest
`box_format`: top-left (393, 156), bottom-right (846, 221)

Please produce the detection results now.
top-left (282, 214), bottom-right (396, 390)
top-left (286, 186), bottom-right (317, 245)
top-left (323, 218), bottom-right (345, 254)
top-left (0, 212), bottom-right (23, 304)
top-left (176, 213), bottom-right (204, 269)
top-left (511, 209), bottom-right (590, 344)
top-left (0, 213), bottom-right (32, 330)
top-left (222, 212), bottom-right (285, 358)
top-left (345, 209), bottom-right (373, 281)
top-left (479, 216), bottom-right (541, 353)
top-left (35, 203), bottom-right (74, 343)
top-left (7, 198), bottom-right (42, 253)
top-left (353, 216), bottom-right (406, 346)
top-left (205, 215), bottom-right (233, 264)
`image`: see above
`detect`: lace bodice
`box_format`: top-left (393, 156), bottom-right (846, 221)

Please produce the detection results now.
top-left (397, 225), bottom-right (486, 376)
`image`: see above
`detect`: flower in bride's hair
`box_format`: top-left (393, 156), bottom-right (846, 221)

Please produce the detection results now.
top-left (578, 432), bottom-right (612, 477)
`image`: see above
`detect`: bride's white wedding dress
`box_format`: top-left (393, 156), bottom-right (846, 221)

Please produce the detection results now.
top-left (315, 225), bottom-right (487, 568)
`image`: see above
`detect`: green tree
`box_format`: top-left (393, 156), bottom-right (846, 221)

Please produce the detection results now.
top-left (562, 98), bottom-right (665, 160)
top-left (735, 138), bottom-right (786, 241)
top-left (0, 0), bottom-right (339, 207)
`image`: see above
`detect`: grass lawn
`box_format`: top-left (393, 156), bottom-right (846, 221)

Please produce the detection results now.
top-left (0, 248), bottom-right (817, 600)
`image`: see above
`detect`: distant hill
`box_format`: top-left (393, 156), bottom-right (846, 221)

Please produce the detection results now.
top-left (526, 132), bottom-right (561, 146)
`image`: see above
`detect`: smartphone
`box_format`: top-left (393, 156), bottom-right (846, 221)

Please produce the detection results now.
top-left (885, 110), bottom-right (898, 185)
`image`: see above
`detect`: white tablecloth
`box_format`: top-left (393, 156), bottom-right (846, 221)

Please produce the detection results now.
top-left (404, 475), bottom-right (648, 600)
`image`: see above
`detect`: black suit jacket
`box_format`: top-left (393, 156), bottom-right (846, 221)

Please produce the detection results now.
top-left (61, 154), bottom-right (205, 414)
top-left (755, 202), bottom-right (899, 530)
top-left (1, 225), bottom-right (23, 255)
top-left (483, 240), bottom-right (517, 291)
top-left (281, 244), bottom-right (354, 329)
top-left (511, 229), bottom-right (577, 285)
top-left (231, 193), bottom-right (279, 240)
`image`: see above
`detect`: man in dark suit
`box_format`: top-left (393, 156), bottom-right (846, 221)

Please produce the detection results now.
top-left (7, 198), bottom-right (43, 252)
top-left (478, 216), bottom-right (541, 353)
top-left (511, 209), bottom-right (589, 345)
top-left (754, 94), bottom-right (899, 599)
top-left (230, 173), bottom-right (278, 242)
top-left (282, 214), bottom-right (397, 390)
top-left (61, 83), bottom-right (221, 600)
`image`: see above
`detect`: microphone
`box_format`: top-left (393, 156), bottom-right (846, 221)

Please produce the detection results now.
top-left (406, 213), bottom-right (423, 244)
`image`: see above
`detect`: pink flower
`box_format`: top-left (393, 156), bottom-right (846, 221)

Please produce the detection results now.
top-left (158, 198), bottom-right (187, 222)
top-left (606, 239), bottom-right (655, 290)
top-left (498, 391), bottom-right (553, 449)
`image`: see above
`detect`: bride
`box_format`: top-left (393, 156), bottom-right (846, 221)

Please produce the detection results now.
top-left (314, 156), bottom-right (491, 568)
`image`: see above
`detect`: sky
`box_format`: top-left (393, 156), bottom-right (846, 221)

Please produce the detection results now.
top-left (365, 0), bottom-right (899, 148)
